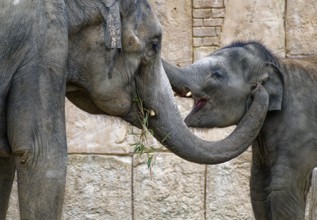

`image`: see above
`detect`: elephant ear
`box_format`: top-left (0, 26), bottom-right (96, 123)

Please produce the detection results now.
top-left (260, 62), bottom-right (284, 111)
top-left (101, 0), bottom-right (122, 49)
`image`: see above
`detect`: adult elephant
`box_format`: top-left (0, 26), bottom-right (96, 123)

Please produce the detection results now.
top-left (163, 41), bottom-right (317, 219)
top-left (0, 1), bottom-right (268, 219)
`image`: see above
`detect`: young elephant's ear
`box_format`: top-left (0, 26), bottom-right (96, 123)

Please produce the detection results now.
top-left (101, 0), bottom-right (121, 49)
top-left (261, 62), bottom-right (284, 111)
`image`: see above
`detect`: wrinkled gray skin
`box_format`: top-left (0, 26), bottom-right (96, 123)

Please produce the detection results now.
top-left (163, 41), bottom-right (317, 220)
top-left (0, 1), bottom-right (269, 218)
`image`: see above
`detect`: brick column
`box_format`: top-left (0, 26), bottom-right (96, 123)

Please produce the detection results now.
top-left (192, 0), bottom-right (225, 61)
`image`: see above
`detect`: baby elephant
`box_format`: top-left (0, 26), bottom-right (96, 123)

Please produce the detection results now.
top-left (163, 41), bottom-right (317, 220)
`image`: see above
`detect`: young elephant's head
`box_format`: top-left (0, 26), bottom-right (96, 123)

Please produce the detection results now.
top-left (66, 2), bottom-right (269, 165)
top-left (164, 41), bottom-right (283, 129)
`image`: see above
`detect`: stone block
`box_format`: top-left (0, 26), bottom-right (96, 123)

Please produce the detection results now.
top-left (63, 155), bottom-right (132, 219)
top-left (65, 99), bottom-right (134, 154)
top-left (193, 18), bottom-right (204, 27)
top-left (193, 8), bottom-right (211, 19)
top-left (206, 149), bottom-right (253, 220)
top-left (211, 0), bottom-right (224, 8)
top-left (193, 27), bottom-right (218, 37)
top-left (193, 0), bottom-right (205, 8)
top-left (204, 18), bottom-right (224, 26)
top-left (194, 37), bottom-right (204, 47)
top-left (211, 8), bottom-right (225, 18)
top-left (220, 0), bottom-right (285, 56)
top-left (150, 0), bottom-right (193, 66)
top-left (215, 27), bottom-right (221, 35)
top-left (203, 37), bottom-right (220, 46)
top-left (286, 0), bottom-right (317, 56)
top-left (193, 0), bottom-right (224, 8)
top-left (133, 153), bottom-right (205, 220)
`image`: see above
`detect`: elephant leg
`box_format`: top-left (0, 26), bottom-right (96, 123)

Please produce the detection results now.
top-left (7, 70), bottom-right (67, 219)
top-left (0, 87), bottom-right (14, 219)
top-left (250, 142), bottom-right (272, 220)
top-left (0, 127), bottom-right (11, 157)
top-left (14, 138), bottom-right (67, 220)
top-left (0, 132), bottom-right (10, 158)
top-left (0, 156), bottom-right (15, 220)
top-left (269, 159), bottom-right (308, 220)
top-left (0, 93), bottom-right (11, 157)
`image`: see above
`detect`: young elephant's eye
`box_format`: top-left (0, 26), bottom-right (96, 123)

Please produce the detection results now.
top-left (211, 71), bottom-right (223, 79)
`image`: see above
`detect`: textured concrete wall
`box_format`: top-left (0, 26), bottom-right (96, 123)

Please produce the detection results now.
top-left (6, 0), bottom-right (317, 219)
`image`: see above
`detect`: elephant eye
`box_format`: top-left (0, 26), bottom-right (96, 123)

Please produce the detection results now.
top-left (151, 38), bottom-right (161, 53)
top-left (152, 41), bottom-right (159, 52)
top-left (211, 71), bottom-right (223, 79)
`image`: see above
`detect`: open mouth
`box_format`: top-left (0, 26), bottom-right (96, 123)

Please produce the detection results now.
top-left (192, 98), bottom-right (207, 113)
top-left (185, 97), bottom-right (207, 126)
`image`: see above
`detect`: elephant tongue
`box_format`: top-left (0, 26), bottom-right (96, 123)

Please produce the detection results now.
top-left (193, 99), bottom-right (207, 112)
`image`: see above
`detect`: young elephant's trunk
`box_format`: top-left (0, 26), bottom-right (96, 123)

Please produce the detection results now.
top-left (162, 59), bottom-right (191, 97)
top-left (136, 56), bottom-right (268, 164)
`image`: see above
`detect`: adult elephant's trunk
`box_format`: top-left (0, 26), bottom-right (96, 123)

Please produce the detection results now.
top-left (135, 55), bottom-right (268, 164)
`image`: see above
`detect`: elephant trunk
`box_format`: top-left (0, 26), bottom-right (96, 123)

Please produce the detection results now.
top-left (161, 59), bottom-right (191, 97)
top-left (136, 56), bottom-right (269, 164)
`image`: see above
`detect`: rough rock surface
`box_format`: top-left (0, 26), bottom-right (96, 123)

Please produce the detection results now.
top-left (66, 100), bottom-right (134, 154)
top-left (206, 150), bottom-right (253, 220)
top-left (133, 153), bottom-right (205, 220)
top-left (221, 0), bottom-right (286, 56)
top-left (285, 0), bottom-right (317, 56)
top-left (149, 0), bottom-right (193, 66)
top-left (63, 155), bottom-right (132, 220)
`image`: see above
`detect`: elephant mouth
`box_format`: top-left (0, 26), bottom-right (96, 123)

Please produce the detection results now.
top-left (185, 97), bottom-right (207, 127)
top-left (192, 98), bottom-right (207, 113)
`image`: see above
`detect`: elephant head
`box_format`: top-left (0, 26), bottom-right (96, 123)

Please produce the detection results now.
top-left (65, 2), bottom-right (269, 164)
top-left (163, 41), bottom-right (283, 133)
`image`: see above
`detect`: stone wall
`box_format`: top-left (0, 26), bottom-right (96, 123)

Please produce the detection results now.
top-left (6, 0), bottom-right (317, 219)
top-left (192, 0), bottom-right (225, 60)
